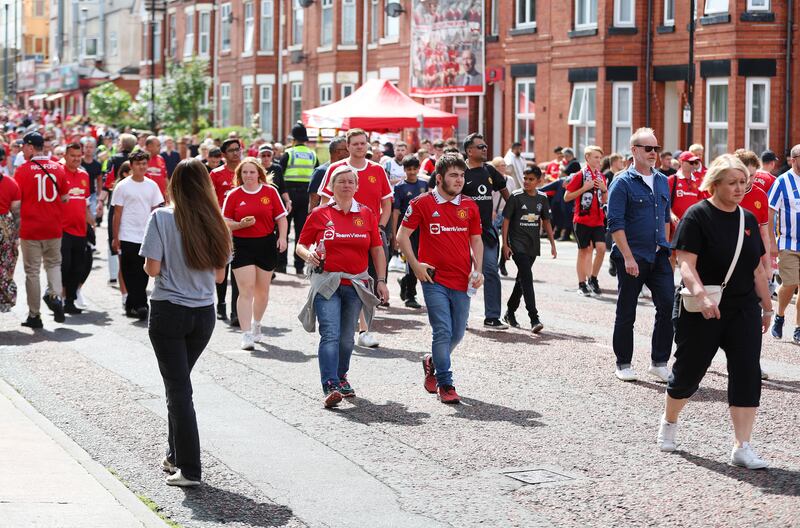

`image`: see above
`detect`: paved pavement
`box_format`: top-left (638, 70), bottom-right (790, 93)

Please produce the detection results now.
top-left (1, 228), bottom-right (799, 528)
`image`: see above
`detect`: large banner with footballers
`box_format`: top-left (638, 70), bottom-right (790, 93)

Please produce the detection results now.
top-left (410, 0), bottom-right (485, 97)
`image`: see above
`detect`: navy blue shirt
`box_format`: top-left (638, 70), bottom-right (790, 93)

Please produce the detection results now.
top-left (308, 162), bottom-right (330, 195)
top-left (393, 179), bottom-right (429, 215)
top-left (607, 166), bottom-right (671, 263)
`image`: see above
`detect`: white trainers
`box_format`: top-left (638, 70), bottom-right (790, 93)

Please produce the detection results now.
top-left (648, 365), bottom-right (671, 383)
top-left (241, 332), bottom-right (255, 351)
top-left (357, 331), bottom-right (380, 348)
top-left (252, 321), bottom-right (263, 343)
top-left (165, 469), bottom-right (201, 487)
top-left (75, 289), bottom-right (87, 309)
top-left (388, 255), bottom-right (406, 273)
top-left (615, 366), bottom-right (639, 381)
top-left (730, 442), bottom-right (769, 469)
top-left (657, 416), bottom-right (679, 452)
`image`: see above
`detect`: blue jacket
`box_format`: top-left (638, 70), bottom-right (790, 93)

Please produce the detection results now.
top-left (607, 166), bottom-right (671, 263)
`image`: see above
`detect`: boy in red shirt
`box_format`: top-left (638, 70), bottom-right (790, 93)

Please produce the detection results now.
top-left (145, 136), bottom-right (169, 199)
top-left (396, 154), bottom-right (484, 404)
top-left (564, 145), bottom-right (607, 297)
top-left (668, 152), bottom-right (704, 230)
top-left (60, 143), bottom-right (92, 314)
top-left (15, 132), bottom-right (69, 327)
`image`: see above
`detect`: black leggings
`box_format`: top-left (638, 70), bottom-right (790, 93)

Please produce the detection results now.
top-left (668, 300), bottom-right (762, 407)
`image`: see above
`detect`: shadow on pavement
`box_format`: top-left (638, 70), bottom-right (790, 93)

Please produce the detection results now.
top-left (59, 310), bottom-right (113, 327)
top-left (451, 397), bottom-right (544, 428)
top-left (707, 370), bottom-right (800, 395)
top-left (371, 317), bottom-right (425, 335)
top-left (270, 276), bottom-right (307, 289)
top-left (0, 327), bottom-right (92, 345)
top-left (465, 328), bottom-right (532, 343)
top-left (633, 379), bottom-right (728, 403)
top-left (335, 397), bottom-right (431, 426)
top-left (250, 345), bottom-right (314, 363)
top-left (677, 451), bottom-right (800, 497)
top-left (529, 331), bottom-right (596, 344)
top-left (352, 346), bottom-right (422, 364)
top-left (181, 484), bottom-right (295, 527)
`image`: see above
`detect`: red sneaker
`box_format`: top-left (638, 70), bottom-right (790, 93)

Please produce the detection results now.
top-left (437, 385), bottom-right (460, 404)
top-left (323, 382), bottom-right (343, 408)
top-left (422, 354), bottom-right (437, 393)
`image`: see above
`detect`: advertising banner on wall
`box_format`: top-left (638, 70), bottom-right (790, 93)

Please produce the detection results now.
top-left (409, 0), bottom-right (485, 97)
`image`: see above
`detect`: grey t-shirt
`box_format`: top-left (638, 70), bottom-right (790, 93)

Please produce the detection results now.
top-left (139, 207), bottom-right (216, 308)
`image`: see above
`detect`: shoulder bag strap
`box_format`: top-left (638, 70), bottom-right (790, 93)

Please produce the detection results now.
top-left (722, 206), bottom-right (745, 289)
top-left (31, 159), bottom-right (57, 186)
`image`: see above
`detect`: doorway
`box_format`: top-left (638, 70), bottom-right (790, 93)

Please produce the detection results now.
top-left (663, 82), bottom-right (680, 153)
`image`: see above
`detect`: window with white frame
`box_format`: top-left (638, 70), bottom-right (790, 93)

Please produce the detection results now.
top-left (291, 82), bottom-right (303, 124)
top-left (221, 3), bottom-right (232, 51)
top-left (220, 83), bottom-right (231, 127)
top-left (515, 78), bottom-right (535, 155)
top-left (614, 0), bottom-right (634, 27)
top-left (342, 0), bottom-right (357, 45)
top-left (575, 0), bottom-right (598, 29)
top-left (705, 79), bottom-right (728, 163)
top-left (568, 83), bottom-right (597, 156)
top-left (292, 0), bottom-right (304, 46)
top-left (153, 21), bottom-right (161, 60)
top-left (612, 83), bottom-right (633, 155)
top-left (321, 0), bottom-right (334, 47)
top-left (183, 12), bottom-right (194, 57)
top-left (747, 0), bottom-right (769, 11)
top-left (370, 0), bottom-right (379, 43)
top-left (260, 85), bottom-right (273, 139)
top-left (109, 32), bottom-right (118, 56)
top-left (168, 14), bottom-right (176, 57)
top-left (319, 84), bottom-right (333, 105)
top-left (704, 0), bottom-right (728, 14)
top-left (341, 83), bottom-right (355, 98)
top-left (243, 85), bottom-right (254, 128)
top-left (243, 1), bottom-right (255, 54)
top-left (454, 96), bottom-right (470, 141)
top-left (260, 0), bottom-right (274, 52)
top-left (516, 0), bottom-right (535, 28)
top-left (33, 0), bottom-right (45, 17)
top-left (746, 78), bottom-right (769, 155)
top-left (384, 0), bottom-right (399, 38)
top-left (663, 0), bottom-right (674, 25)
top-left (199, 12), bottom-right (210, 55)
top-left (84, 37), bottom-right (98, 57)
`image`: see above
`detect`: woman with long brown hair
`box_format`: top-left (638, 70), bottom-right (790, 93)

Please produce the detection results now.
top-left (140, 158), bottom-right (232, 487)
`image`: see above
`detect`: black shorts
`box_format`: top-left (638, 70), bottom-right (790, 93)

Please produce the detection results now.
top-left (574, 223), bottom-right (606, 249)
top-left (232, 234), bottom-right (278, 271)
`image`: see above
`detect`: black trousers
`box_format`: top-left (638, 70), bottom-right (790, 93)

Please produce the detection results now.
top-left (79, 226), bottom-right (95, 284)
top-left (106, 199), bottom-right (117, 256)
top-left (61, 233), bottom-right (87, 304)
top-left (399, 234), bottom-right (420, 299)
top-left (668, 300), bottom-right (762, 407)
top-left (507, 253), bottom-right (539, 320)
top-left (149, 299), bottom-right (215, 481)
top-left (120, 241), bottom-right (148, 310)
top-left (278, 184), bottom-right (310, 271)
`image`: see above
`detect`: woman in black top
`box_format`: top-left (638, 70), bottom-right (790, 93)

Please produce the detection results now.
top-left (657, 154), bottom-right (773, 469)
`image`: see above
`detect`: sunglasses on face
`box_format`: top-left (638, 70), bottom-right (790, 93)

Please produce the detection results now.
top-left (633, 144), bottom-right (662, 153)
top-left (226, 147), bottom-right (241, 153)
top-left (471, 144), bottom-right (488, 150)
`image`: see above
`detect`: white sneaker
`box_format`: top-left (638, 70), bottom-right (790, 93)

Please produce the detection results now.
top-left (165, 469), bottom-right (201, 487)
top-left (730, 442), bottom-right (769, 469)
top-left (648, 365), bottom-right (671, 383)
top-left (357, 331), bottom-right (380, 348)
top-left (121, 293), bottom-right (128, 308)
top-left (657, 416), bottom-right (679, 452)
top-left (388, 255), bottom-right (406, 273)
top-left (252, 321), bottom-right (263, 343)
top-left (615, 366), bottom-right (639, 382)
top-left (241, 332), bottom-right (255, 351)
top-left (75, 289), bottom-right (87, 309)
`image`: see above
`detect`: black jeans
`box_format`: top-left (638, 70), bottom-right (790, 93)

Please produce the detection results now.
top-left (79, 226), bottom-right (95, 284)
top-left (149, 299), bottom-right (215, 481)
top-left (612, 249), bottom-right (674, 368)
top-left (120, 241), bottom-right (148, 311)
top-left (287, 184), bottom-right (309, 271)
top-left (507, 253), bottom-right (539, 320)
top-left (61, 232), bottom-right (86, 304)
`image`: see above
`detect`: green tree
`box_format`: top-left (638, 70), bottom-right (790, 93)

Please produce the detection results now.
top-left (156, 58), bottom-right (212, 134)
top-left (87, 82), bottom-right (134, 126)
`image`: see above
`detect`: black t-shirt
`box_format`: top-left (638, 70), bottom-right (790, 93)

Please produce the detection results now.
top-left (308, 162), bottom-right (329, 194)
top-left (269, 162), bottom-right (286, 195)
top-left (81, 159), bottom-right (102, 195)
top-left (674, 200), bottom-right (764, 309)
top-left (503, 190), bottom-right (550, 257)
top-left (462, 163), bottom-right (506, 244)
top-left (563, 159), bottom-right (581, 177)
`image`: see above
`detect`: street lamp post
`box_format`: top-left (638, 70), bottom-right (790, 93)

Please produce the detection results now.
top-left (3, 3), bottom-right (9, 103)
top-left (686, 0), bottom-right (696, 148)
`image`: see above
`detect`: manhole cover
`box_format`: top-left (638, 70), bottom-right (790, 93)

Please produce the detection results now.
top-left (503, 469), bottom-right (574, 485)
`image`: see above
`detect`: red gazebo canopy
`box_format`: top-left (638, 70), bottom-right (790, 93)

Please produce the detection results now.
top-left (302, 79), bottom-right (458, 132)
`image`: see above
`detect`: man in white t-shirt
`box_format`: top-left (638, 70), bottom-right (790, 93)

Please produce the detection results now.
top-left (503, 141), bottom-right (526, 189)
top-left (382, 141), bottom-right (408, 188)
top-left (111, 150), bottom-right (164, 319)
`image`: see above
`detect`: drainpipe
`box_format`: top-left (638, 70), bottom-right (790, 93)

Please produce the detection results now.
top-left (785, 0), bottom-right (794, 155)
top-left (98, 0), bottom-right (105, 61)
top-left (686, 0), bottom-right (696, 147)
top-left (361, 0), bottom-right (368, 86)
top-left (277, 0), bottom-right (285, 141)
top-left (644, 0), bottom-right (653, 126)
top-left (56, 0), bottom-right (64, 63)
top-left (213, 0), bottom-right (220, 126)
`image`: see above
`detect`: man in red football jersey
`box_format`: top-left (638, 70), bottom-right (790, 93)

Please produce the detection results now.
top-left (753, 150), bottom-right (778, 194)
top-left (60, 142), bottom-right (92, 314)
top-left (145, 136), bottom-right (169, 199)
top-left (15, 132), bottom-right (69, 328)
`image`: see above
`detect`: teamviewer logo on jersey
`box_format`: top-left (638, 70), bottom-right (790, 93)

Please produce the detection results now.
top-left (430, 223), bottom-right (441, 234)
top-left (323, 230), bottom-right (335, 240)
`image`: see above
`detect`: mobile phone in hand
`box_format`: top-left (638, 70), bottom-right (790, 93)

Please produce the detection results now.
top-left (426, 268), bottom-right (436, 280)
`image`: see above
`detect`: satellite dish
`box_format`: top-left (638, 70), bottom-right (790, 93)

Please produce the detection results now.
top-left (298, 0), bottom-right (314, 7)
top-left (386, 2), bottom-right (405, 17)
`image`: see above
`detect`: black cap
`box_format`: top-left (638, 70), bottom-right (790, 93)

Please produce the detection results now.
top-left (291, 122), bottom-right (309, 142)
top-left (23, 132), bottom-right (45, 148)
top-left (761, 150), bottom-right (778, 163)
top-left (208, 147), bottom-right (222, 157)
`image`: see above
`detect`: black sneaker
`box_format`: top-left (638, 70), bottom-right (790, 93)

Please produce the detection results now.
top-left (771, 315), bottom-right (785, 340)
top-left (588, 277), bottom-right (602, 297)
top-left (483, 318), bottom-right (509, 330)
top-left (608, 260), bottom-right (617, 277)
top-left (578, 283), bottom-right (592, 297)
top-left (405, 297), bottom-right (422, 309)
top-left (43, 293), bottom-right (65, 322)
top-left (502, 312), bottom-right (520, 328)
top-left (21, 315), bottom-right (43, 329)
top-left (323, 382), bottom-right (343, 408)
top-left (230, 314), bottom-right (240, 328)
top-left (531, 318), bottom-right (544, 334)
top-left (63, 302), bottom-right (83, 315)
top-left (339, 376), bottom-right (356, 398)
top-left (793, 327), bottom-right (800, 345)
top-left (135, 306), bottom-right (149, 321)
top-left (216, 303), bottom-right (228, 321)
top-left (397, 277), bottom-right (407, 301)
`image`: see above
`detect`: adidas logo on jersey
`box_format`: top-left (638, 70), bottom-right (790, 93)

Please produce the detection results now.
top-left (239, 201), bottom-right (247, 206)
top-left (521, 204), bottom-right (528, 210)
top-left (432, 211), bottom-right (440, 217)
top-left (326, 221), bottom-right (334, 227)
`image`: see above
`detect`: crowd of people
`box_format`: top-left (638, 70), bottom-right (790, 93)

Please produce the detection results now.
top-left (0, 105), bottom-right (792, 485)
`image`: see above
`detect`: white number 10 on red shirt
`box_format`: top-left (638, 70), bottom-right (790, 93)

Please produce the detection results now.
top-left (34, 173), bottom-right (58, 202)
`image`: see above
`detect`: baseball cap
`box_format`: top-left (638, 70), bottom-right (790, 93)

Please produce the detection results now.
top-left (208, 147), bottom-right (222, 157)
top-left (761, 150), bottom-right (778, 163)
top-left (258, 144), bottom-right (274, 154)
top-left (678, 151), bottom-right (700, 163)
top-left (22, 132), bottom-right (45, 148)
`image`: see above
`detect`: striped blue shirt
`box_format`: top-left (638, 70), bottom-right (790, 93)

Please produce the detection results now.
top-left (768, 169), bottom-right (800, 251)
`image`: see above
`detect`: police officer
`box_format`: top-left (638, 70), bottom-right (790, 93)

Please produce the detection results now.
top-left (279, 123), bottom-right (318, 274)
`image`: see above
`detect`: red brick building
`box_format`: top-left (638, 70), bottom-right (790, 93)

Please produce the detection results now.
top-left (147, 0), bottom-right (797, 165)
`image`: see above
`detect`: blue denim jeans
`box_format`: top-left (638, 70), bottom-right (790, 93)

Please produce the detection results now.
top-left (421, 282), bottom-right (471, 387)
top-left (314, 285), bottom-right (362, 389)
top-left (482, 241), bottom-right (502, 319)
